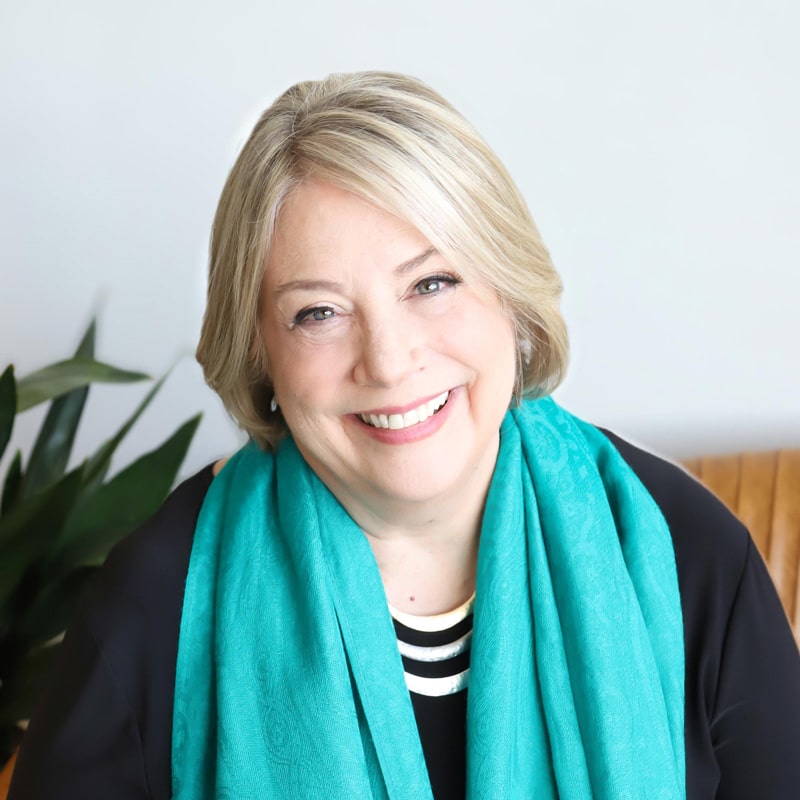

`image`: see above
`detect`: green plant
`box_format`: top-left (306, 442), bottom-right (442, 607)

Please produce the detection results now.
top-left (0, 320), bottom-right (201, 765)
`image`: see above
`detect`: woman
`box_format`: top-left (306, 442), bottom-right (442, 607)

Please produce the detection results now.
top-left (9, 72), bottom-right (800, 799)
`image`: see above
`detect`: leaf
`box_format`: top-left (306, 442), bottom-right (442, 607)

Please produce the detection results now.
top-left (0, 468), bottom-right (84, 612)
top-left (1, 450), bottom-right (22, 515)
top-left (16, 565), bottom-right (98, 648)
top-left (23, 320), bottom-right (97, 498)
top-left (80, 373), bottom-right (168, 494)
top-left (16, 357), bottom-right (149, 412)
top-left (59, 414), bottom-right (201, 566)
top-left (0, 642), bottom-right (62, 726)
top-left (0, 365), bottom-right (15, 462)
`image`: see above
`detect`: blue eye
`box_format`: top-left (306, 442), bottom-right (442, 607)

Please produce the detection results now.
top-left (415, 274), bottom-right (461, 295)
top-left (294, 307), bottom-right (335, 325)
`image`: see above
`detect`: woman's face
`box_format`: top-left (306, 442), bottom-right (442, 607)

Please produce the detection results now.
top-left (260, 178), bottom-right (516, 523)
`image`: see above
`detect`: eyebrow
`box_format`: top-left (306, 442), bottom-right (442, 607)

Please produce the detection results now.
top-left (394, 246), bottom-right (438, 275)
top-left (273, 246), bottom-right (439, 296)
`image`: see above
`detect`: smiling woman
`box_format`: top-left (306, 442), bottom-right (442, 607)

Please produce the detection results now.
top-left (196, 73), bottom-right (567, 456)
top-left (8, 72), bottom-right (800, 800)
top-left (258, 178), bottom-right (517, 554)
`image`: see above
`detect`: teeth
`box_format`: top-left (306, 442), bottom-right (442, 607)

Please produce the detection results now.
top-left (403, 408), bottom-right (420, 427)
top-left (360, 390), bottom-right (449, 430)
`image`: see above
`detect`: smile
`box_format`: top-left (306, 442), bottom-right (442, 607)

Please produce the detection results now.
top-left (359, 391), bottom-right (450, 430)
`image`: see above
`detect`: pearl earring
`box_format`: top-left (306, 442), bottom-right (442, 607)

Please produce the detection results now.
top-left (270, 396), bottom-right (278, 413)
top-left (520, 338), bottom-right (533, 366)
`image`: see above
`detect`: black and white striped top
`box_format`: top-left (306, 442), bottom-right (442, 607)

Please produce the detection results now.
top-left (389, 594), bottom-right (474, 697)
top-left (388, 595), bottom-right (474, 798)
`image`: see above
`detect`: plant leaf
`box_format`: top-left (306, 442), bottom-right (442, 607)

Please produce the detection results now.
top-left (23, 320), bottom-right (97, 497)
top-left (16, 565), bottom-right (98, 648)
top-left (80, 373), bottom-right (168, 494)
top-left (0, 468), bottom-right (84, 611)
top-left (59, 414), bottom-right (201, 566)
top-left (0, 642), bottom-right (61, 726)
top-left (16, 357), bottom-right (149, 412)
top-left (0, 365), bottom-right (15, 461)
top-left (1, 450), bottom-right (22, 515)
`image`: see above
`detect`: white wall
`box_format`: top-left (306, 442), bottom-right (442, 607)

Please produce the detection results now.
top-left (2, 0), bottom-right (798, 483)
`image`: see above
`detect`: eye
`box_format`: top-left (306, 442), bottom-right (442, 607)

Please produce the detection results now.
top-left (294, 306), bottom-right (336, 325)
top-left (414, 273), bottom-right (462, 296)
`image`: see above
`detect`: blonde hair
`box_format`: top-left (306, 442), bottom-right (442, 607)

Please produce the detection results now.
top-left (197, 71), bottom-right (569, 449)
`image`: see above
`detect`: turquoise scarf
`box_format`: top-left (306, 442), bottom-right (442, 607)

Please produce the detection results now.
top-left (172, 398), bottom-right (685, 798)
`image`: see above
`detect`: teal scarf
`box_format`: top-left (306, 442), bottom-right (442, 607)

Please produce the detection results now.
top-left (172, 398), bottom-right (685, 798)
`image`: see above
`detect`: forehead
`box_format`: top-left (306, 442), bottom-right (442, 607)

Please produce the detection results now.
top-left (267, 178), bottom-right (432, 276)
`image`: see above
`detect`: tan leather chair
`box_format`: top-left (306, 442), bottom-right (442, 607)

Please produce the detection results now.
top-left (682, 449), bottom-right (800, 646)
top-left (0, 752), bottom-right (13, 800)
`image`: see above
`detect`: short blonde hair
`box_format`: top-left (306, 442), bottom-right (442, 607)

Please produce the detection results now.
top-left (197, 71), bottom-right (568, 449)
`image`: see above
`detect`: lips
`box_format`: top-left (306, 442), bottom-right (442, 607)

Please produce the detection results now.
top-left (358, 390), bottom-right (450, 430)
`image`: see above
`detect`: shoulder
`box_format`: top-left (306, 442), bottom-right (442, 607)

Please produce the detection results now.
top-left (79, 464), bottom-right (216, 664)
top-left (599, 429), bottom-right (755, 791)
top-left (599, 428), bottom-right (759, 677)
top-left (597, 429), bottom-right (752, 703)
top-left (10, 466), bottom-right (217, 800)
top-left (603, 428), bottom-right (800, 795)
top-left (600, 428), bottom-right (750, 593)
top-left (83, 465), bottom-right (216, 794)
top-left (82, 465), bottom-right (216, 622)
top-left (601, 429), bottom-right (800, 793)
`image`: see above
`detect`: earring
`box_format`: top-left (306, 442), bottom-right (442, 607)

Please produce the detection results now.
top-left (520, 338), bottom-right (533, 366)
top-left (270, 396), bottom-right (278, 413)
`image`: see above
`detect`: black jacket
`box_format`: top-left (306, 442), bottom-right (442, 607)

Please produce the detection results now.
top-left (9, 431), bottom-right (800, 798)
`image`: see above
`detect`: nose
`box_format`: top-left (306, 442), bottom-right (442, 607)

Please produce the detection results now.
top-left (352, 310), bottom-right (424, 388)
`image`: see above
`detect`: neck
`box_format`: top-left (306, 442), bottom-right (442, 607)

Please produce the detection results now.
top-left (317, 438), bottom-right (498, 616)
top-left (369, 526), bottom-right (479, 615)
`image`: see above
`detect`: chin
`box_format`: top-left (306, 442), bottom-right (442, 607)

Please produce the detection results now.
top-left (363, 440), bottom-right (491, 507)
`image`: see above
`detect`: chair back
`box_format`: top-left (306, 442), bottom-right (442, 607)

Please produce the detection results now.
top-left (683, 449), bottom-right (800, 645)
top-left (0, 751), bottom-right (15, 800)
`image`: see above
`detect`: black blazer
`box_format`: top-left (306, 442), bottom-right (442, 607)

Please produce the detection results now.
top-left (9, 430), bottom-right (800, 799)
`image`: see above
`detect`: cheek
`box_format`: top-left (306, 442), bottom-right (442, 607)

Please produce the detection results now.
top-left (484, 324), bottom-right (517, 392)
top-left (267, 333), bottom-right (350, 408)
top-left (479, 326), bottom-right (517, 423)
top-left (460, 304), bottom-right (517, 369)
